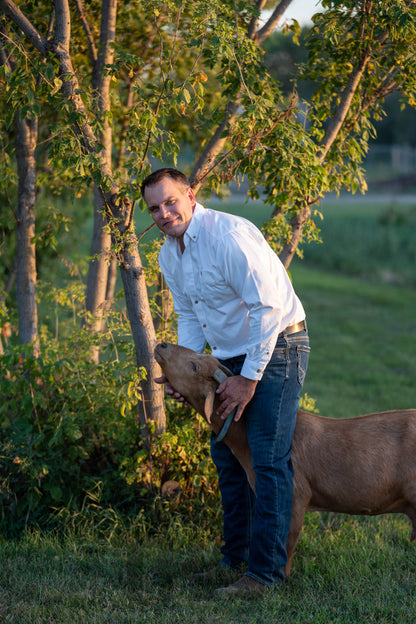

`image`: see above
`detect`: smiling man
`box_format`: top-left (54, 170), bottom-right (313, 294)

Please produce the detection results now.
top-left (141, 168), bottom-right (310, 596)
top-left (144, 172), bottom-right (195, 251)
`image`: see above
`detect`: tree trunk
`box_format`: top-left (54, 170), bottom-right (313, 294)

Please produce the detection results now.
top-left (106, 257), bottom-right (118, 303)
top-left (278, 204), bottom-right (311, 269)
top-left (15, 113), bottom-right (40, 357)
top-left (153, 273), bottom-right (174, 336)
top-left (119, 228), bottom-right (166, 435)
top-left (85, 185), bottom-right (112, 362)
top-left (83, 0), bottom-right (117, 361)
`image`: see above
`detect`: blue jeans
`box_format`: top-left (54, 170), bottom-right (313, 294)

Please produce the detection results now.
top-left (211, 329), bottom-right (310, 586)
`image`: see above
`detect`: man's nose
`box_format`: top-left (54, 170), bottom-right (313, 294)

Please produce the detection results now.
top-left (159, 204), bottom-right (171, 218)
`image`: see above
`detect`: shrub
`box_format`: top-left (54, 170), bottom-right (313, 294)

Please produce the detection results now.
top-left (0, 325), bottom-right (139, 533)
top-left (0, 308), bottom-right (222, 537)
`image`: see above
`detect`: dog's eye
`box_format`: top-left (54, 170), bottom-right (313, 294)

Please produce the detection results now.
top-left (190, 361), bottom-right (198, 373)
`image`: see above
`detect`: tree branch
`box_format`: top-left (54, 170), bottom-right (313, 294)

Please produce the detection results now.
top-left (247, 0), bottom-right (269, 40)
top-left (54, 0), bottom-right (71, 50)
top-left (71, 0), bottom-right (97, 64)
top-left (92, 0), bottom-right (117, 92)
top-left (255, 0), bottom-right (294, 44)
top-left (317, 55), bottom-right (371, 162)
top-left (317, 24), bottom-right (390, 161)
top-left (0, 0), bottom-right (47, 54)
top-left (189, 101), bottom-right (239, 191)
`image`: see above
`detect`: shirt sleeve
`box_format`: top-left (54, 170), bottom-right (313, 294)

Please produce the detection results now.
top-left (159, 251), bottom-right (207, 354)
top-left (220, 227), bottom-right (289, 380)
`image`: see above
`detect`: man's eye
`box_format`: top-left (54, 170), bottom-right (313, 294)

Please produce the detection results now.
top-left (149, 206), bottom-right (159, 214)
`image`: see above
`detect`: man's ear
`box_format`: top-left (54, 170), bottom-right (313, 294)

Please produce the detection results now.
top-left (203, 389), bottom-right (216, 424)
top-left (187, 186), bottom-right (196, 206)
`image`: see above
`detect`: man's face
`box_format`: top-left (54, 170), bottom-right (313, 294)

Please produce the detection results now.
top-left (144, 176), bottom-right (196, 241)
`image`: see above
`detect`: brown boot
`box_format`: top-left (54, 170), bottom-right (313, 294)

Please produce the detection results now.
top-left (214, 574), bottom-right (268, 597)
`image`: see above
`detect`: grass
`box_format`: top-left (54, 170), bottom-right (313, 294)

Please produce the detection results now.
top-left (292, 265), bottom-right (416, 418)
top-left (290, 193), bottom-right (416, 417)
top-left (2, 192), bottom-right (416, 622)
top-left (300, 195), bottom-right (416, 288)
top-left (1, 514), bottom-right (416, 623)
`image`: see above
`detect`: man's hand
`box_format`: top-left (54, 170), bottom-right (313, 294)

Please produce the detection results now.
top-left (154, 374), bottom-right (187, 403)
top-left (215, 375), bottom-right (258, 423)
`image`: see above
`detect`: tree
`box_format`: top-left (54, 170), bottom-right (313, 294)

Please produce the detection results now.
top-left (0, 0), bottom-right (166, 433)
top-left (0, 26), bottom-right (40, 357)
top-left (1, 0), bottom-right (416, 436)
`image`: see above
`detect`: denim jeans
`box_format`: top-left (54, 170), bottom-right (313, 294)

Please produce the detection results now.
top-left (211, 329), bottom-right (310, 586)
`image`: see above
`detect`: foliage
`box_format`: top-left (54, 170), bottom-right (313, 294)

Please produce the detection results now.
top-left (263, 24), bottom-right (416, 147)
top-left (0, 337), bottom-right (221, 536)
top-left (121, 405), bottom-right (220, 510)
top-left (2, 0), bottom-right (416, 274)
top-left (0, 273), bottom-right (222, 536)
top-left (0, 314), bottom-right (139, 533)
top-left (2, 0), bottom-right (416, 301)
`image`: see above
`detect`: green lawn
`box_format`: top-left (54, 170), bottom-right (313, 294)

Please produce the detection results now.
top-left (293, 265), bottom-right (416, 418)
top-left (1, 513), bottom-right (416, 623)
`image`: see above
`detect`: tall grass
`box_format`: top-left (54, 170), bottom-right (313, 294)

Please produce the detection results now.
top-left (300, 195), bottom-right (416, 288)
top-left (293, 265), bottom-right (416, 418)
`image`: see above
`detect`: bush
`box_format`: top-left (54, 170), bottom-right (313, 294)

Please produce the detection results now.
top-left (0, 323), bottom-right (136, 532)
top-left (0, 312), bottom-right (221, 537)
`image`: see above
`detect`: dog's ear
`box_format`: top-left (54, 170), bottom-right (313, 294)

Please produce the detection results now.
top-left (203, 389), bottom-right (216, 424)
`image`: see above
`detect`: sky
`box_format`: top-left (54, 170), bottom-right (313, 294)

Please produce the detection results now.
top-left (267, 0), bottom-right (324, 26)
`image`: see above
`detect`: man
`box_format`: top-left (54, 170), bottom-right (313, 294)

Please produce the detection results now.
top-left (141, 168), bottom-right (310, 596)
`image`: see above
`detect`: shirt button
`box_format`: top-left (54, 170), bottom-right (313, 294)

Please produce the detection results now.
top-left (195, 300), bottom-right (198, 304)
top-left (203, 324), bottom-right (206, 328)
top-left (213, 346), bottom-right (217, 350)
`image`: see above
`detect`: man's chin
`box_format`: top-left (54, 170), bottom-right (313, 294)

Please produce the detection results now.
top-left (163, 224), bottom-right (183, 238)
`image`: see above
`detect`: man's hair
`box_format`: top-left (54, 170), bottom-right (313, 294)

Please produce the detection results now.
top-left (140, 168), bottom-right (190, 197)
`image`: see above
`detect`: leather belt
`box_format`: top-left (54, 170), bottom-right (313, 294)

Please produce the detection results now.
top-left (280, 320), bottom-right (307, 337)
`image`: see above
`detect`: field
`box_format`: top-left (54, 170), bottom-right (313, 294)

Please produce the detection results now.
top-left (1, 192), bottom-right (416, 622)
top-left (294, 194), bottom-right (416, 418)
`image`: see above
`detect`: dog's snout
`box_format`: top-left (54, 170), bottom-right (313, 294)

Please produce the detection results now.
top-left (160, 342), bottom-right (168, 349)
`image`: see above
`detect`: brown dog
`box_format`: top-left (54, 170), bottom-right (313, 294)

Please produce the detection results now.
top-left (154, 341), bottom-right (416, 576)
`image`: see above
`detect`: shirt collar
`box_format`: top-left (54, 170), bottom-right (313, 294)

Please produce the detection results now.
top-left (183, 202), bottom-right (206, 244)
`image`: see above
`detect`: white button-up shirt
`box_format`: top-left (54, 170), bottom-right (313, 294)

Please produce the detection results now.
top-left (159, 202), bottom-right (305, 380)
